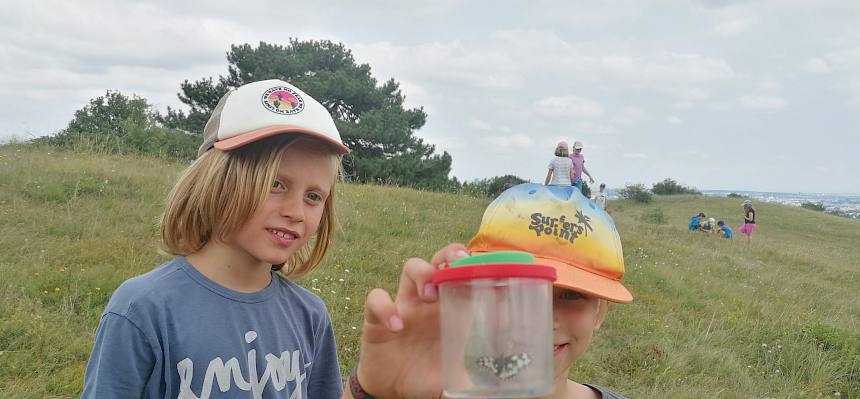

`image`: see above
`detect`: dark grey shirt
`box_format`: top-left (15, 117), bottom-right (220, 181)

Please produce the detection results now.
top-left (82, 256), bottom-right (342, 399)
top-left (585, 384), bottom-right (630, 399)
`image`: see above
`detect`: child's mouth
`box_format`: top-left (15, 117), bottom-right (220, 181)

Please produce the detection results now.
top-left (267, 228), bottom-right (297, 245)
top-left (553, 343), bottom-right (568, 356)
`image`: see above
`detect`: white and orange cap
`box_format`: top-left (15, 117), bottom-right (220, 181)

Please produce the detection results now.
top-left (573, 141), bottom-right (584, 149)
top-left (197, 79), bottom-right (350, 157)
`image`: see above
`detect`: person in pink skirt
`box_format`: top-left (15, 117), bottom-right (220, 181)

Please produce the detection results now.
top-left (739, 199), bottom-right (757, 243)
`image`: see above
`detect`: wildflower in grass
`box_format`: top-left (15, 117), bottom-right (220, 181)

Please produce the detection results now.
top-left (95, 288), bottom-right (101, 292)
top-left (345, 297), bottom-right (351, 301)
top-left (59, 268), bottom-right (65, 272)
top-left (43, 290), bottom-right (48, 294)
top-left (53, 287), bottom-right (60, 292)
top-left (339, 278), bottom-right (344, 282)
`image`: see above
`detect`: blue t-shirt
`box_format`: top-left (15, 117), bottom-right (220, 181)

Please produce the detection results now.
top-left (82, 257), bottom-right (342, 399)
top-left (688, 216), bottom-right (701, 230)
top-left (720, 225), bottom-right (733, 239)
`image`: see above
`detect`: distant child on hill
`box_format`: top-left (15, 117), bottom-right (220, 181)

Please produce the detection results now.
top-left (545, 141), bottom-right (573, 186)
top-left (568, 140), bottom-right (595, 192)
top-left (739, 199), bottom-right (757, 243)
top-left (688, 212), bottom-right (705, 231)
top-left (592, 183), bottom-right (608, 211)
top-left (717, 220), bottom-right (733, 239)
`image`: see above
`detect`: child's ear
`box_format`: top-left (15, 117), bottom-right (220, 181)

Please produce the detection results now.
top-left (593, 299), bottom-right (609, 332)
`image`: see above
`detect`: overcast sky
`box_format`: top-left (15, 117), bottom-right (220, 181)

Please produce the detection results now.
top-left (2, 0), bottom-right (859, 193)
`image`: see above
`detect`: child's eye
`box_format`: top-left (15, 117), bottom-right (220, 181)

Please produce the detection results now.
top-left (271, 180), bottom-right (286, 192)
top-left (558, 291), bottom-right (585, 301)
top-left (306, 192), bottom-right (324, 203)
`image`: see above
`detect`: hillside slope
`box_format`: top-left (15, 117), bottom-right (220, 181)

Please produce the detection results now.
top-left (0, 144), bottom-right (857, 398)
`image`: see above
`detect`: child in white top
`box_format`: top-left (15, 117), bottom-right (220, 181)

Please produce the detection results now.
top-left (545, 141), bottom-right (574, 186)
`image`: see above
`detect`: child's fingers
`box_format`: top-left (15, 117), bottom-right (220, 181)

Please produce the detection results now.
top-left (392, 244), bottom-right (468, 306)
top-left (364, 288), bottom-right (403, 334)
top-left (396, 257), bottom-right (440, 304)
top-left (429, 243), bottom-right (469, 267)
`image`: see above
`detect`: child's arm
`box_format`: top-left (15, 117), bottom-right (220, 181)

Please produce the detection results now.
top-left (347, 244), bottom-right (468, 399)
top-left (544, 169), bottom-right (553, 185)
top-left (81, 313), bottom-right (156, 398)
top-left (583, 164), bottom-right (595, 183)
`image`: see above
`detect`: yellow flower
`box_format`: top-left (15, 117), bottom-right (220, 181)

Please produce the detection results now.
top-left (53, 287), bottom-right (60, 292)
top-left (95, 287), bottom-right (101, 292)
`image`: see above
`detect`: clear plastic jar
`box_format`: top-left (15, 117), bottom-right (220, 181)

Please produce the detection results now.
top-left (433, 252), bottom-right (556, 398)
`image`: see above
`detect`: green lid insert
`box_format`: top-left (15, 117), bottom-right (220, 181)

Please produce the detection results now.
top-left (445, 251), bottom-right (535, 269)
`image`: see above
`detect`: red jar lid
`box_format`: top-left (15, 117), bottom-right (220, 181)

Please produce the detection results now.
top-left (432, 263), bottom-right (557, 285)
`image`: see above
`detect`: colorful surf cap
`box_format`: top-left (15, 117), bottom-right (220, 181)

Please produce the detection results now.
top-left (198, 79), bottom-right (350, 157)
top-left (467, 183), bottom-right (632, 303)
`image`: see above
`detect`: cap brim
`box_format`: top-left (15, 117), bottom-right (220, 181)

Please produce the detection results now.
top-left (469, 250), bottom-right (632, 303)
top-left (214, 125), bottom-right (350, 155)
top-left (540, 255), bottom-right (633, 303)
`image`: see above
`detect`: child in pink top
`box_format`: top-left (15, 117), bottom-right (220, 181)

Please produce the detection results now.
top-left (568, 141), bottom-right (595, 192)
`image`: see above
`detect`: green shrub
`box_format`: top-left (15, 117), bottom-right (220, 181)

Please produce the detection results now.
top-left (801, 201), bottom-right (826, 212)
top-left (460, 175), bottom-right (529, 198)
top-left (651, 178), bottom-right (701, 195)
top-left (619, 183), bottom-right (653, 203)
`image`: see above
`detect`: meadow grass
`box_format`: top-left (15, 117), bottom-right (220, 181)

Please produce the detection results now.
top-left (0, 144), bottom-right (857, 398)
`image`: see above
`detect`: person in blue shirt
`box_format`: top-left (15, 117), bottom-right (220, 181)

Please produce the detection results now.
top-left (717, 220), bottom-right (733, 239)
top-left (688, 212), bottom-right (705, 231)
top-left (82, 80), bottom-right (471, 399)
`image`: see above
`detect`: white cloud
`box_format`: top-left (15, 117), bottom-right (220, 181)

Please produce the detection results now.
top-left (535, 96), bottom-right (606, 117)
top-left (666, 116), bottom-right (682, 125)
top-left (613, 107), bottom-right (647, 126)
top-left (757, 78), bottom-right (783, 91)
top-left (739, 95), bottom-right (787, 109)
top-left (822, 46), bottom-right (860, 71)
top-left (484, 134), bottom-right (534, 149)
top-left (424, 135), bottom-right (466, 151)
top-left (712, 6), bottom-right (759, 36)
top-left (804, 58), bottom-right (832, 74)
top-left (572, 122), bottom-right (617, 135)
top-left (468, 119), bottom-right (492, 130)
top-left (354, 31), bottom-right (736, 101)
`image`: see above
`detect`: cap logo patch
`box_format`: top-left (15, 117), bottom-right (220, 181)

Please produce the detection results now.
top-left (528, 210), bottom-right (593, 244)
top-left (262, 86), bottom-right (305, 115)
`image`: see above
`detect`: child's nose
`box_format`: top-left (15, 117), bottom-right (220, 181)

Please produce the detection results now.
top-left (278, 193), bottom-right (304, 221)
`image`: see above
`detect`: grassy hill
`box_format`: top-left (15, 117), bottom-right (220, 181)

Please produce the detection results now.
top-left (1, 144), bottom-right (857, 398)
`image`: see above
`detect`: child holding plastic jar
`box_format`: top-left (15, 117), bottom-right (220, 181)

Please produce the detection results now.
top-left (349, 183), bottom-right (632, 399)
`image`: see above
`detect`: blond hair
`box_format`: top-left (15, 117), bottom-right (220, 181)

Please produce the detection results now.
top-left (160, 135), bottom-right (341, 279)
